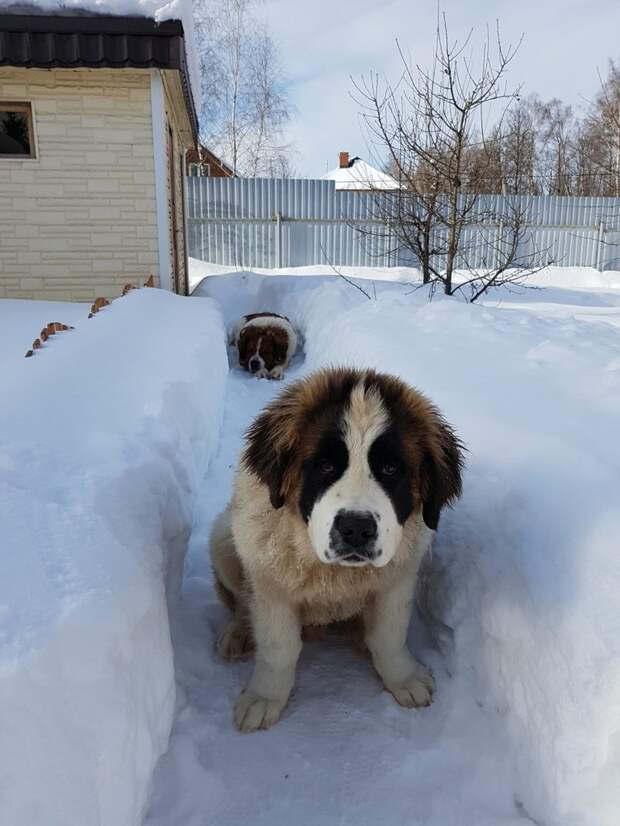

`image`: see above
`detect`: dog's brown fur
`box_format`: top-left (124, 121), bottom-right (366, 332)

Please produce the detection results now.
top-left (211, 367), bottom-right (463, 660)
top-left (236, 313), bottom-right (293, 374)
top-left (243, 367), bottom-right (462, 525)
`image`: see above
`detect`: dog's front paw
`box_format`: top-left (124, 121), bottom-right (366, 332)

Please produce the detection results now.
top-left (386, 665), bottom-right (434, 708)
top-left (268, 365), bottom-right (284, 380)
top-left (234, 690), bottom-right (286, 732)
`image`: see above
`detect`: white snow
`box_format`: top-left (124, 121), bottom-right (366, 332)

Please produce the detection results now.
top-left (0, 0), bottom-right (201, 105)
top-left (322, 156), bottom-right (401, 190)
top-left (0, 289), bottom-right (228, 826)
top-left (3, 263), bottom-right (620, 826)
top-left (189, 257), bottom-right (620, 294)
top-left (144, 261), bottom-right (620, 826)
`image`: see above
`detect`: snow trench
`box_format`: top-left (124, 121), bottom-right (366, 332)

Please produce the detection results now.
top-left (147, 271), bottom-right (620, 826)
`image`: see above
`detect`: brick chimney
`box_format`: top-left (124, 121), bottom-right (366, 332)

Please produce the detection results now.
top-left (339, 151), bottom-right (350, 169)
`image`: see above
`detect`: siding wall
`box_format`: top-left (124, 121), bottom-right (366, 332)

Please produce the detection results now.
top-left (0, 67), bottom-right (159, 301)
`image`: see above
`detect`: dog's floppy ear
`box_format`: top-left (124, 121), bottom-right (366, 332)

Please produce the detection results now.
top-left (243, 403), bottom-right (295, 509)
top-left (420, 414), bottom-right (464, 531)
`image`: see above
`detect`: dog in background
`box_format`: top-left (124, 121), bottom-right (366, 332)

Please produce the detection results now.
top-left (210, 367), bottom-right (463, 732)
top-left (232, 312), bottom-right (297, 380)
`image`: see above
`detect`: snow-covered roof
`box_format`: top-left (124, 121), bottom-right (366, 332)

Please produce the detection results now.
top-left (322, 156), bottom-right (401, 191)
top-left (0, 0), bottom-right (200, 105)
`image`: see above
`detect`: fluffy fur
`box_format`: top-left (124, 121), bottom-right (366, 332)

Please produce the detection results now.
top-left (210, 367), bottom-right (463, 732)
top-left (232, 312), bottom-right (297, 380)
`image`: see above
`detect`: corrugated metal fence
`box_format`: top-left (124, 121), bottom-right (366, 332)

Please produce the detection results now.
top-left (187, 177), bottom-right (620, 271)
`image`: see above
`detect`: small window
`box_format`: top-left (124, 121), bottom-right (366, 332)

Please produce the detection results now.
top-left (0, 102), bottom-right (35, 158)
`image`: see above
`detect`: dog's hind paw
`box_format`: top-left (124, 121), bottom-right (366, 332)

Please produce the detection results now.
top-left (217, 624), bottom-right (254, 660)
top-left (234, 691), bottom-right (286, 732)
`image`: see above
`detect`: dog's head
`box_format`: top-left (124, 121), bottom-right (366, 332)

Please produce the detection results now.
top-left (243, 368), bottom-right (463, 567)
top-left (238, 316), bottom-right (290, 376)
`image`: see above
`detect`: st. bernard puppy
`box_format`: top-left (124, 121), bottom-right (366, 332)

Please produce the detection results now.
top-left (233, 312), bottom-right (297, 379)
top-left (210, 367), bottom-right (463, 732)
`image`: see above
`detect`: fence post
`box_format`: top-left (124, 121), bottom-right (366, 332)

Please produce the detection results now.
top-left (275, 211), bottom-right (282, 268)
top-left (494, 219), bottom-right (504, 270)
top-left (596, 220), bottom-right (605, 271)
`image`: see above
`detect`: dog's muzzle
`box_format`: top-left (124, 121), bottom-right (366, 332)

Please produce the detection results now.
top-left (330, 509), bottom-right (379, 564)
top-left (249, 357), bottom-right (261, 373)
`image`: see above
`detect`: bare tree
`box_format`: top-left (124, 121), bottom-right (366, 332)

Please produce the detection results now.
top-left (353, 15), bottom-right (548, 299)
top-left (194, 0), bottom-right (293, 176)
top-left (579, 60), bottom-right (620, 196)
top-left (499, 98), bottom-right (537, 194)
top-left (450, 200), bottom-right (552, 301)
top-left (531, 97), bottom-right (576, 195)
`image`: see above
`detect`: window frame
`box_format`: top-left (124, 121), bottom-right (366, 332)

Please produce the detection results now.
top-left (0, 101), bottom-right (37, 160)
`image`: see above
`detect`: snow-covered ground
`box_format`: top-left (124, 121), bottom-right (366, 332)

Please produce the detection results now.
top-left (3, 265), bottom-right (619, 826)
top-left (145, 263), bottom-right (620, 826)
top-left (0, 290), bottom-right (227, 826)
top-left (188, 256), bottom-right (620, 294)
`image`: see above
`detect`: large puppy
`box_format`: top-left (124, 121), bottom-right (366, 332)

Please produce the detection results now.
top-left (233, 312), bottom-right (297, 379)
top-left (211, 367), bottom-right (463, 732)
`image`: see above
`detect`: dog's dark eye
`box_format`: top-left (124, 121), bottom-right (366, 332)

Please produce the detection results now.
top-left (319, 460), bottom-right (335, 474)
top-left (381, 462), bottom-right (399, 476)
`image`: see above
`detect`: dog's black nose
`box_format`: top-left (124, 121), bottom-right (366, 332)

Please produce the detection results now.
top-left (249, 357), bottom-right (260, 373)
top-left (333, 511), bottom-right (378, 553)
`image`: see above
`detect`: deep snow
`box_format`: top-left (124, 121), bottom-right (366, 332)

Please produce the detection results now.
top-left (146, 264), bottom-right (620, 826)
top-left (0, 290), bottom-right (227, 826)
top-left (3, 266), bottom-right (619, 826)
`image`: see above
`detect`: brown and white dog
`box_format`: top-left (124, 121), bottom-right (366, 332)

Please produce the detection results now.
top-left (232, 312), bottom-right (297, 380)
top-left (210, 367), bottom-right (463, 732)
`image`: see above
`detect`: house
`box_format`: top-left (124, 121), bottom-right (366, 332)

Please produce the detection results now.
top-left (186, 144), bottom-right (235, 178)
top-left (323, 151), bottom-right (401, 191)
top-left (0, 11), bottom-right (199, 300)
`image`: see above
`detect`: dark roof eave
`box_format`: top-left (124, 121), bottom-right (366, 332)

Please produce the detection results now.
top-left (0, 13), bottom-right (198, 143)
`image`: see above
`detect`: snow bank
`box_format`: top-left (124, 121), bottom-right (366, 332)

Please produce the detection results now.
top-left (189, 257), bottom-right (620, 295)
top-left (0, 289), bottom-right (227, 826)
top-left (300, 286), bottom-right (620, 826)
top-left (0, 0), bottom-right (201, 104)
top-left (0, 299), bottom-right (88, 367)
top-left (195, 270), bottom-right (620, 825)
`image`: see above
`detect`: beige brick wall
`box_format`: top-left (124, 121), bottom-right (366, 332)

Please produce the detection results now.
top-left (0, 68), bottom-right (160, 301)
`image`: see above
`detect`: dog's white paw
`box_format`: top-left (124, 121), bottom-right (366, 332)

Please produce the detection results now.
top-left (234, 691), bottom-right (286, 732)
top-left (217, 624), bottom-right (254, 660)
top-left (386, 665), bottom-right (434, 708)
top-left (268, 365), bottom-right (284, 380)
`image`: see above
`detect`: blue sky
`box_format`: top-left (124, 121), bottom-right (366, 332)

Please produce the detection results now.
top-left (261, 0), bottom-right (620, 176)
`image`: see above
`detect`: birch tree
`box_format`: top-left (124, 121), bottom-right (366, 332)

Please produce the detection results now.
top-left (194, 0), bottom-right (293, 176)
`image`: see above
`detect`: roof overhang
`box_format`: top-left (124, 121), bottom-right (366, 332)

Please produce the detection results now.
top-left (0, 13), bottom-right (198, 143)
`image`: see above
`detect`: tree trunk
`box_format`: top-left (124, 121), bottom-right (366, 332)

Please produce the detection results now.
top-left (445, 116), bottom-right (466, 295)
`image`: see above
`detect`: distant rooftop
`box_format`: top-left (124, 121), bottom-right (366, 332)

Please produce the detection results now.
top-left (322, 151), bottom-right (401, 191)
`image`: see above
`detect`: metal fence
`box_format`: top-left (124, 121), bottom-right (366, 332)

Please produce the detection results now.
top-left (187, 177), bottom-right (620, 271)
